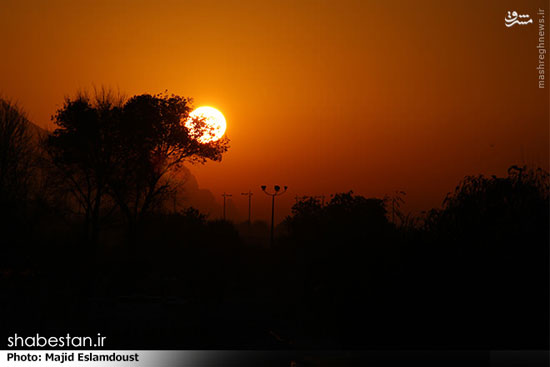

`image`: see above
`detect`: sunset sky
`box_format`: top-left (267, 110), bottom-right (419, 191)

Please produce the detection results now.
top-left (1, 0), bottom-right (548, 223)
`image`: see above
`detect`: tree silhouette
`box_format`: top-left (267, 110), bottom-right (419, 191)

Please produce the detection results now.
top-left (389, 190), bottom-right (406, 225)
top-left (107, 93), bottom-right (229, 243)
top-left (46, 91), bottom-right (229, 246)
top-left (286, 191), bottom-right (389, 243)
top-left (46, 90), bottom-right (123, 246)
top-left (0, 99), bottom-right (36, 204)
top-left (421, 165), bottom-right (549, 348)
top-left (428, 165), bottom-right (549, 243)
top-left (0, 99), bottom-right (38, 237)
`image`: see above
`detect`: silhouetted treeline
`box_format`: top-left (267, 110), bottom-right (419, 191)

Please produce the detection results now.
top-left (275, 168), bottom-right (548, 349)
top-left (0, 95), bottom-right (548, 351)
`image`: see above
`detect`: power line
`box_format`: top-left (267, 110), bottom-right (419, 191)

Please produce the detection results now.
top-left (261, 185), bottom-right (288, 247)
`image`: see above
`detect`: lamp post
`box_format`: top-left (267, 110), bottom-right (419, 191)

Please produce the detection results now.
top-left (241, 190), bottom-right (253, 225)
top-left (222, 192), bottom-right (232, 221)
top-left (261, 185), bottom-right (288, 247)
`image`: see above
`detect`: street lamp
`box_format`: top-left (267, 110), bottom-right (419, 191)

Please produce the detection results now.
top-left (261, 185), bottom-right (288, 247)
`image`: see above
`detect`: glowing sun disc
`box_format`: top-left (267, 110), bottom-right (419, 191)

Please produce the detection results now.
top-left (185, 106), bottom-right (226, 143)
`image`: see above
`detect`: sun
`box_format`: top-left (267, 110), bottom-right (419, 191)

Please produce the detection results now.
top-left (185, 106), bottom-right (227, 143)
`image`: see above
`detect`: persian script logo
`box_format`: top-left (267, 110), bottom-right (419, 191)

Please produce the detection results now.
top-left (505, 11), bottom-right (533, 27)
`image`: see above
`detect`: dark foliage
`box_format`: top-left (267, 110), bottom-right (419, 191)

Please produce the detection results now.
top-left (46, 91), bottom-right (122, 246)
top-left (1, 94), bottom-right (547, 353)
top-left (110, 93), bottom-right (228, 240)
top-left (0, 99), bottom-right (41, 252)
top-left (45, 91), bottom-right (229, 246)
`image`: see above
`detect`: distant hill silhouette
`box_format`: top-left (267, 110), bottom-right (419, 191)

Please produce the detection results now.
top-left (169, 165), bottom-right (222, 217)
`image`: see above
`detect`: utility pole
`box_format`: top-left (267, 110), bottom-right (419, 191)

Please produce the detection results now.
top-left (241, 190), bottom-right (253, 225)
top-left (261, 185), bottom-right (288, 247)
top-left (222, 192), bottom-right (232, 221)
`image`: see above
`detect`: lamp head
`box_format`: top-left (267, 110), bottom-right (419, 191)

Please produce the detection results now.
top-left (261, 185), bottom-right (267, 191)
top-left (274, 185), bottom-right (280, 192)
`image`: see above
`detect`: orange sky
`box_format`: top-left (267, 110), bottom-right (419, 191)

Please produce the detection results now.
top-left (1, 0), bottom-right (548, 224)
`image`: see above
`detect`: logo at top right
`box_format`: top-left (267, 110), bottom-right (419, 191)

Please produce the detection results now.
top-left (505, 11), bottom-right (533, 27)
